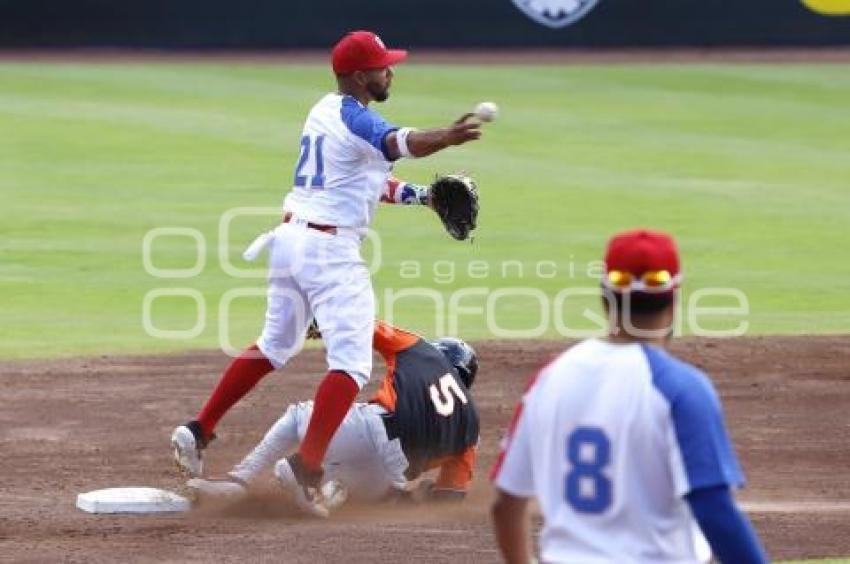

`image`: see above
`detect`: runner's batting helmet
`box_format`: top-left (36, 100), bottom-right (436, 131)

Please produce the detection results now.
top-left (430, 338), bottom-right (479, 388)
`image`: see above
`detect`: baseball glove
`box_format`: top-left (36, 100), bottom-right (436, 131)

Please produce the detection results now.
top-left (428, 174), bottom-right (479, 241)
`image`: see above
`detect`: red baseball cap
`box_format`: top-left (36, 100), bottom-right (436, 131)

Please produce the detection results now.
top-left (604, 229), bottom-right (681, 292)
top-left (331, 31), bottom-right (408, 75)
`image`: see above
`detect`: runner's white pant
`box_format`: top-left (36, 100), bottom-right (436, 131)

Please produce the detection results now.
top-left (256, 220), bottom-right (375, 387)
top-left (230, 402), bottom-right (408, 501)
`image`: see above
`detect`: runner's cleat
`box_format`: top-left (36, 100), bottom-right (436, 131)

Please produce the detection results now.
top-left (274, 454), bottom-right (329, 518)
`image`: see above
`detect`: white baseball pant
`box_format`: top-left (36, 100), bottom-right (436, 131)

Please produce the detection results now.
top-left (230, 401), bottom-right (408, 501)
top-left (256, 219), bottom-right (375, 388)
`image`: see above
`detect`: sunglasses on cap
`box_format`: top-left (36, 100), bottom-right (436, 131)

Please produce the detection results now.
top-left (603, 270), bottom-right (681, 293)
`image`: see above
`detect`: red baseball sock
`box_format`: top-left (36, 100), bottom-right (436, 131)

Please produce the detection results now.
top-left (299, 370), bottom-right (360, 471)
top-left (196, 344), bottom-right (274, 439)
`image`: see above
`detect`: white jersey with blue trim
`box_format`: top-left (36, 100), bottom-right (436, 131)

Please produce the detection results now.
top-left (283, 93), bottom-right (398, 229)
top-left (494, 339), bottom-right (744, 564)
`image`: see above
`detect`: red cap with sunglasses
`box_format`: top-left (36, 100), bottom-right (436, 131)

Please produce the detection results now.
top-left (332, 31), bottom-right (408, 75)
top-left (604, 229), bottom-right (681, 293)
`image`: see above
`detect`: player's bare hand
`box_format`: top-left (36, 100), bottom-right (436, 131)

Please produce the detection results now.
top-left (444, 113), bottom-right (482, 146)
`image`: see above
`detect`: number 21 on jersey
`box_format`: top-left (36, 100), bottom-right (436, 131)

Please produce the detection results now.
top-left (294, 135), bottom-right (325, 188)
top-left (565, 426), bottom-right (612, 514)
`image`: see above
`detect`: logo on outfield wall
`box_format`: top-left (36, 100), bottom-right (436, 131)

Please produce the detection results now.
top-left (801, 0), bottom-right (850, 15)
top-left (512, 0), bottom-right (600, 29)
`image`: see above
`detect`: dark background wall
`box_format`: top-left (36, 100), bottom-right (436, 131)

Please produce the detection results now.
top-left (1, 0), bottom-right (849, 48)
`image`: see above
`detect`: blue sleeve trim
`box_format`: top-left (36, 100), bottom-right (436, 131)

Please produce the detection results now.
top-left (340, 95), bottom-right (399, 161)
top-left (686, 486), bottom-right (768, 564)
top-left (642, 344), bottom-right (745, 492)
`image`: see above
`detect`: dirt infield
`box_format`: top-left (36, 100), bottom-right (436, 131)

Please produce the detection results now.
top-left (2, 336), bottom-right (849, 562)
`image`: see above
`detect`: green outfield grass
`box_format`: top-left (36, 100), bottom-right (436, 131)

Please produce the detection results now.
top-left (2, 61), bottom-right (849, 359)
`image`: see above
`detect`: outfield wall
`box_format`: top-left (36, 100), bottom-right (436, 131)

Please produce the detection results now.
top-left (2, 0), bottom-right (849, 49)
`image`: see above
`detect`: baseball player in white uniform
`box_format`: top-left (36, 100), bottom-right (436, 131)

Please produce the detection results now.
top-left (491, 229), bottom-right (767, 564)
top-left (171, 30), bottom-right (481, 517)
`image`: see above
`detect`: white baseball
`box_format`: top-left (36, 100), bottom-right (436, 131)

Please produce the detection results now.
top-left (474, 101), bottom-right (499, 123)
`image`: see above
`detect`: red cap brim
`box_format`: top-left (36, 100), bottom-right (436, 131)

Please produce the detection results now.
top-left (380, 49), bottom-right (408, 68)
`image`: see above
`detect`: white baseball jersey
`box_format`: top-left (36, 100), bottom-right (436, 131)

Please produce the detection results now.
top-left (283, 93), bottom-right (398, 228)
top-left (493, 339), bottom-right (744, 564)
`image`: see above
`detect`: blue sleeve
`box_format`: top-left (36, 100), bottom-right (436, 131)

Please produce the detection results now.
top-left (340, 96), bottom-right (398, 161)
top-left (643, 344), bottom-right (745, 493)
top-left (686, 486), bottom-right (768, 564)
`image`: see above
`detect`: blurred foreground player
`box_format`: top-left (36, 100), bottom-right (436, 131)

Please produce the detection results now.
top-left (491, 229), bottom-right (767, 563)
top-left (189, 322), bottom-right (479, 517)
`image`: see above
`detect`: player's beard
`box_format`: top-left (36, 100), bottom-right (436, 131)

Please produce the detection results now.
top-left (367, 81), bottom-right (390, 102)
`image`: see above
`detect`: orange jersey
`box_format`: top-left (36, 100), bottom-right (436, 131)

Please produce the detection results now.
top-left (370, 320), bottom-right (478, 491)
top-left (371, 319), bottom-right (419, 412)
top-left (425, 446), bottom-right (476, 491)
